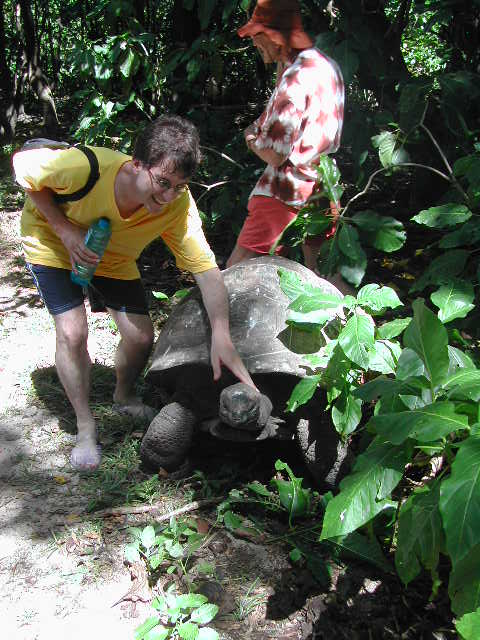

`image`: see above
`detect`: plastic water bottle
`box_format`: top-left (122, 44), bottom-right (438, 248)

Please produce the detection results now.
top-left (70, 217), bottom-right (111, 287)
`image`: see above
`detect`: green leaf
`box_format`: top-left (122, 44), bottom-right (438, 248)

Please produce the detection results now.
top-left (316, 155), bottom-right (343, 202)
top-left (190, 603), bottom-right (219, 624)
top-left (247, 481), bottom-right (273, 497)
top-left (430, 280), bottom-right (475, 323)
top-left (272, 478), bottom-right (310, 520)
top-left (352, 376), bottom-right (428, 402)
top-left (286, 376), bottom-right (321, 412)
top-left (403, 299), bottom-right (449, 387)
top-left (368, 340), bottom-right (402, 374)
top-left (440, 434), bottom-right (480, 566)
top-left (152, 290), bottom-right (169, 300)
top-left (442, 370), bottom-right (480, 402)
top-left (290, 547), bottom-right (302, 563)
top-left (396, 348), bottom-right (425, 380)
top-left (175, 594), bottom-right (208, 609)
top-left (177, 621), bottom-right (199, 640)
top-left (369, 401), bottom-right (469, 444)
top-left (338, 225), bottom-right (364, 261)
top-left (339, 250), bottom-right (367, 287)
top-left (141, 525), bottom-right (156, 549)
top-left (448, 544), bottom-right (480, 617)
top-left (410, 250), bottom-right (470, 293)
top-left (331, 392), bottom-right (362, 437)
top-left (320, 436), bottom-right (410, 539)
top-left (278, 268), bottom-right (308, 301)
top-left (223, 510), bottom-right (243, 531)
top-left (124, 543), bottom-right (141, 563)
top-left (351, 210), bottom-right (406, 252)
top-left (338, 311), bottom-right (375, 370)
top-left (356, 284), bottom-right (403, 313)
top-left (371, 131), bottom-right (408, 167)
top-left (439, 218), bottom-right (480, 248)
top-left (135, 617), bottom-right (161, 640)
top-left (455, 608), bottom-right (480, 640)
top-left (395, 481), bottom-right (444, 585)
top-left (288, 291), bottom-right (343, 313)
top-left (330, 531), bottom-right (393, 573)
top-left (119, 49), bottom-right (136, 78)
top-left (448, 346), bottom-right (476, 373)
top-left (412, 203), bottom-right (472, 228)
top-left (376, 317), bottom-right (411, 340)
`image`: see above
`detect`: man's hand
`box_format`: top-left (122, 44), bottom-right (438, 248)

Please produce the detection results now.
top-left (60, 224), bottom-right (100, 272)
top-left (193, 267), bottom-right (257, 390)
top-left (210, 329), bottom-right (255, 387)
top-left (25, 187), bottom-right (99, 270)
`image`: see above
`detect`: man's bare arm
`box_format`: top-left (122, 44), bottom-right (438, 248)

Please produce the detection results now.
top-left (25, 188), bottom-right (100, 269)
top-left (193, 267), bottom-right (256, 388)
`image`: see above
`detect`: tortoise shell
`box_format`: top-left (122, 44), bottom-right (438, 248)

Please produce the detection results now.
top-left (147, 256), bottom-right (342, 380)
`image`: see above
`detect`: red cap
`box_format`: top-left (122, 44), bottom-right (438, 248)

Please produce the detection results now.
top-left (238, 0), bottom-right (313, 50)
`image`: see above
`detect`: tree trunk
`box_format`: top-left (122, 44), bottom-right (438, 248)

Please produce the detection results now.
top-left (17, 0), bottom-right (58, 133)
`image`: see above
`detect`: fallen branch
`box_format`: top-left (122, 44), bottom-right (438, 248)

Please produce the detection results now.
top-left (88, 497), bottom-right (224, 520)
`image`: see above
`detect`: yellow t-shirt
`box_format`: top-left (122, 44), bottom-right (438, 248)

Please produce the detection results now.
top-left (13, 146), bottom-right (217, 279)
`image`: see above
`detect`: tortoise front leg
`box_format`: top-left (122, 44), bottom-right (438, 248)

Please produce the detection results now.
top-left (140, 402), bottom-right (196, 474)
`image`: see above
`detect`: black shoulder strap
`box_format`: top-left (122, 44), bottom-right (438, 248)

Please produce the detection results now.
top-left (54, 145), bottom-right (100, 204)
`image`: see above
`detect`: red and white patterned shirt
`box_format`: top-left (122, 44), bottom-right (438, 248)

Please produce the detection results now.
top-left (250, 48), bottom-right (344, 208)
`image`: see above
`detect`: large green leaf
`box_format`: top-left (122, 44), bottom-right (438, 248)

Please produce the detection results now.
top-left (376, 317), bottom-right (411, 340)
top-left (352, 375), bottom-right (428, 402)
top-left (356, 284), bottom-right (403, 313)
top-left (320, 437), bottom-right (410, 539)
top-left (448, 544), bottom-right (480, 617)
top-left (411, 203), bottom-right (472, 228)
top-left (439, 219), bottom-right (480, 248)
top-left (190, 603), bottom-right (219, 624)
top-left (455, 608), bottom-right (480, 640)
top-left (440, 434), bottom-right (480, 566)
top-left (338, 311), bottom-right (375, 370)
top-left (369, 401), bottom-right (469, 444)
top-left (330, 531), bottom-right (393, 573)
top-left (395, 348), bottom-right (425, 380)
top-left (332, 392), bottom-right (362, 437)
top-left (338, 225), bottom-right (364, 261)
top-left (287, 375), bottom-right (321, 412)
top-left (288, 291), bottom-right (343, 312)
top-left (339, 250), bottom-right (367, 287)
top-left (351, 210), bottom-right (406, 252)
top-left (441, 370), bottom-right (480, 402)
top-left (135, 617), bottom-right (161, 640)
top-left (316, 155), bottom-right (343, 202)
top-left (371, 131), bottom-right (408, 168)
top-left (278, 268), bottom-right (318, 301)
top-left (395, 481), bottom-right (444, 585)
top-left (177, 621), bottom-right (199, 639)
top-left (430, 280), bottom-right (475, 323)
top-left (403, 299), bottom-right (449, 388)
top-left (368, 339), bottom-right (402, 374)
top-left (410, 250), bottom-right (470, 293)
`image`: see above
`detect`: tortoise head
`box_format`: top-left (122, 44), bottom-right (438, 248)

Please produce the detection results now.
top-left (219, 383), bottom-right (273, 431)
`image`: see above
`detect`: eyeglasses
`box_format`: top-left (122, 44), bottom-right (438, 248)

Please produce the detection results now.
top-left (147, 168), bottom-right (188, 195)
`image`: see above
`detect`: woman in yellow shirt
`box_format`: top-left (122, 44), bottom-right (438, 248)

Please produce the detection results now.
top-left (13, 115), bottom-right (254, 471)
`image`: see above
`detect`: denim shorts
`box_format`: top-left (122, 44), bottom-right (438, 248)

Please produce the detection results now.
top-left (26, 263), bottom-right (150, 316)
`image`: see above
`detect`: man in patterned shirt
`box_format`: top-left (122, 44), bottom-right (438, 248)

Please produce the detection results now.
top-left (227, 0), bottom-right (345, 281)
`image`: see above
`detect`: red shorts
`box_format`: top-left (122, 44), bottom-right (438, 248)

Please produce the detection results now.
top-left (237, 195), bottom-right (336, 254)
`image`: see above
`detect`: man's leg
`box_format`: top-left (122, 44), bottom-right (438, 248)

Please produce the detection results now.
top-left (107, 309), bottom-right (154, 415)
top-left (226, 242), bottom-right (258, 268)
top-left (53, 306), bottom-right (101, 470)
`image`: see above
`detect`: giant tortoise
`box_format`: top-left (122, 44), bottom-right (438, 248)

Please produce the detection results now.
top-left (140, 256), bottom-right (349, 486)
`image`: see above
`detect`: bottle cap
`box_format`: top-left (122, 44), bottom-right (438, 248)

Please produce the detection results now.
top-left (98, 217), bottom-right (111, 230)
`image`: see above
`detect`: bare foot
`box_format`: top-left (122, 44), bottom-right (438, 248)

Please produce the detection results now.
top-left (70, 434), bottom-right (102, 471)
